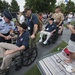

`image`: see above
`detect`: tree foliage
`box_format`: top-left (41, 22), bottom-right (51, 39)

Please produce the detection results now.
top-left (0, 0), bottom-right (10, 12)
top-left (59, 3), bottom-right (66, 14)
top-left (10, 0), bottom-right (19, 12)
top-left (25, 0), bottom-right (56, 13)
top-left (66, 0), bottom-right (75, 14)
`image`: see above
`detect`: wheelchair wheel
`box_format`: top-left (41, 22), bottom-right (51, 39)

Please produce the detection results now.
top-left (22, 47), bottom-right (38, 66)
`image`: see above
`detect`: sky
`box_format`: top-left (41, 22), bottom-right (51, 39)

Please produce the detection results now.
top-left (2, 0), bottom-right (75, 12)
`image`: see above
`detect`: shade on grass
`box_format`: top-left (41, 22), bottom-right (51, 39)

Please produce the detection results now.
top-left (25, 65), bottom-right (41, 75)
top-left (25, 41), bottom-right (68, 75)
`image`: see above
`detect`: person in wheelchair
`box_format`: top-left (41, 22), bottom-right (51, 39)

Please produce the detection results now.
top-left (39, 18), bottom-right (56, 44)
top-left (0, 22), bottom-right (29, 74)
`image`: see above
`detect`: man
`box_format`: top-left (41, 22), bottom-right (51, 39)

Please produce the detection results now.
top-left (39, 18), bottom-right (56, 44)
top-left (52, 6), bottom-right (64, 34)
top-left (0, 22), bottom-right (29, 74)
top-left (64, 24), bottom-right (75, 63)
top-left (25, 8), bottom-right (38, 47)
top-left (0, 10), bottom-right (15, 43)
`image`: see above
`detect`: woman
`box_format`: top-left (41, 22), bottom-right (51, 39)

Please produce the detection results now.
top-left (0, 22), bottom-right (29, 74)
top-left (64, 24), bottom-right (75, 63)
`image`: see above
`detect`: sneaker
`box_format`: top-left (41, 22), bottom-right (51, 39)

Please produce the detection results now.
top-left (43, 41), bottom-right (47, 44)
top-left (0, 68), bottom-right (9, 75)
top-left (39, 39), bottom-right (42, 43)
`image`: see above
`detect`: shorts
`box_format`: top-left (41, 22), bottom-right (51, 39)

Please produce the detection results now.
top-left (67, 40), bottom-right (75, 52)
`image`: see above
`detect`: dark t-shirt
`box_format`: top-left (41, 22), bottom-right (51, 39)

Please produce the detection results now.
top-left (70, 33), bottom-right (75, 41)
top-left (26, 13), bottom-right (38, 35)
top-left (70, 25), bottom-right (75, 42)
top-left (16, 30), bottom-right (29, 48)
top-left (45, 23), bottom-right (56, 32)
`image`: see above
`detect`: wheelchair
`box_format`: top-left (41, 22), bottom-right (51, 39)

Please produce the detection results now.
top-left (5, 41), bottom-right (38, 75)
top-left (13, 46), bottom-right (38, 70)
top-left (42, 28), bottom-right (59, 45)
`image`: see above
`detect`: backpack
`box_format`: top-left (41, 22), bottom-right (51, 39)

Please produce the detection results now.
top-left (31, 13), bottom-right (43, 31)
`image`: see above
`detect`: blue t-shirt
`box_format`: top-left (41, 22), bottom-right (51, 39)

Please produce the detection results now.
top-left (26, 14), bottom-right (38, 35)
top-left (16, 30), bottom-right (29, 48)
top-left (45, 23), bottom-right (56, 32)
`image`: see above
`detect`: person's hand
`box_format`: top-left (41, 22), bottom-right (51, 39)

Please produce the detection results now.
top-left (30, 34), bottom-right (35, 39)
top-left (67, 25), bottom-right (73, 29)
top-left (4, 50), bottom-right (13, 55)
top-left (57, 25), bottom-right (59, 27)
top-left (5, 35), bottom-right (12, 40)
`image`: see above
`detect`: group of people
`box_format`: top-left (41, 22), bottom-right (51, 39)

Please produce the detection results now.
top-left (0, 5), bottom-right (75, 74)
top-left (0, 8), bottom-right (39, 74)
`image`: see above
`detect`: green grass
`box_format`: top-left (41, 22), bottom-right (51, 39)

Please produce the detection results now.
top-left (51, 41), bottom-right (68, 53)
top-left (25, 41), bottom-right (68, 75)
top-left (64, 22), bottom-right (75, 28)
top-left (25, 65), bottom-right (41, 75)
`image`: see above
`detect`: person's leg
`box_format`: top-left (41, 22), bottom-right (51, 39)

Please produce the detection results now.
top-left (30, 38), bottom-right (37, 48)
top-left (1, 51), bottom-right (20, 70)
top-left (0, 47), bottom-right (5, 58)
top-left (64, 40), bottom-right (75, 63)
top-left (64, 52), bottom-right (73, 63)
top-left (0, 42), bottom-right (19, 50)
top-left (0, 43), bottom-right (19, 70)
top-left (39, 31), bottom-right (45, 42)
top-left (43, 32), bottom-right (51, 44)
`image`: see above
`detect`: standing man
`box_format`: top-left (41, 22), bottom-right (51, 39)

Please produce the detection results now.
top-left (0, 10), bottom-right (15, 43)
top-left (52, 6), bottom-right (64, 34)
top-left (25, 8), bottom-right (38, 48)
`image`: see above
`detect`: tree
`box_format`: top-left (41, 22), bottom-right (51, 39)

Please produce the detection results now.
top-left (66, 0), bottom-right (75, 14)
top-left (2, 0), bottom-right (10, 10)
top-left (0, 0), bottom-right (3, 12)
top-left (10, 0), bottom-right (19, 12)
top-left (0, 0), bottom-right (10, 12)
top-left (25, 0), bottom-right (56, 13)
top-left (59, 3), bottom-right (66, 14)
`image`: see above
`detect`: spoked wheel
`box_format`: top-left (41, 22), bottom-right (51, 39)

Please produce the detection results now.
top-left (22, 48), bottom-right (38, 66)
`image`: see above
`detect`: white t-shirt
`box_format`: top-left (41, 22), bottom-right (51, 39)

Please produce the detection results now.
top-left (19, 15), bottom-right (25, 24)
top-left (67, 14), bottom-right (73, 23)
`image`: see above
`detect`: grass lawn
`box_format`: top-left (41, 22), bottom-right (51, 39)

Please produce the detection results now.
top-left (25, 41), bottom-right (68, 75)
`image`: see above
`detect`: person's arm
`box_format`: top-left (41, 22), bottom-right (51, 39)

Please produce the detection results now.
top-left (0, 33), bottom-right (6, 38)
top-left (4, 45), bottom-right (26, 55)
top-left (5, 32), bottom-right (29, 55)
top-left (33, 24), bottom-right (38, 35)
top-left (68, 25), bottom-right (75, 34)
top-left (51, 29), bottom-right (56, 34)
top-left (51, 24), bottom-right (56, 34)
top-left (31, 14), bottom-right (38, 39)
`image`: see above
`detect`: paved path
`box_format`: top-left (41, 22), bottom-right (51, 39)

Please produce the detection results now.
top-left (8, 27), bottom-right (71, 75)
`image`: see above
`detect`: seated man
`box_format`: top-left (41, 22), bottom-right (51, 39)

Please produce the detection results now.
top-left (39, 18), bottom-right (56, 44)
top-left (0, 22), bottom-right (29, 74)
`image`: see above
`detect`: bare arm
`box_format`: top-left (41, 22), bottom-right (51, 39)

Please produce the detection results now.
top-left (33, 24), bottom-right (38, 35)
top-left (5, 45), bottom-right (26, 55)
top-left (51, 29), bottom-right (56, 34)
top-left (69, 25), bottom-right (75, 34)
top-left (0, 33), bottom-right (6, 38)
